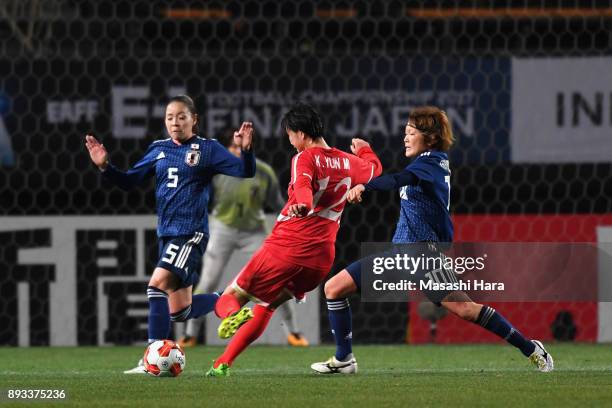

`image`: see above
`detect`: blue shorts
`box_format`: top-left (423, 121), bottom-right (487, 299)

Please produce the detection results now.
top-left (157, 233), bottom-right (208, 288)
top-left (345, 243), bottom-right (456, 305)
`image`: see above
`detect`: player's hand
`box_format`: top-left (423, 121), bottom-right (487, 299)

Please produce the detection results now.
top-left (287, 203), bottom-right (309, 217)
top-left (85, 134), bottom-right (109, 170)
top-left (234, 121), bottom-right (253, 151)
top-left (350, 138), bottom-right (371, 154)
top-left (347, 184), bottom-right (366, 203)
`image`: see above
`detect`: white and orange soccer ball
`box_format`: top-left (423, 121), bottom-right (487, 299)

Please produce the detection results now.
top-left (143, 340), bottom-right (186, 377)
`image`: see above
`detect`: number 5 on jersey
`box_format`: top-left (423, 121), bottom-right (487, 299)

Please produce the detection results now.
top-left (162, 244), bottom-right (179, 263)
top-left (167, 167), bottom-right (178, 188)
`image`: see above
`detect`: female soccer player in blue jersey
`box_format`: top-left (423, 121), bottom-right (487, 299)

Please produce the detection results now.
top-left (311, 106), bottom-right (554, 374)
top-left (85, 95), bottom-right (255, 373)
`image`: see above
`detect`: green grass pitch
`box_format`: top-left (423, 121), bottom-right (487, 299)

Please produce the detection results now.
top-left (2, 344), bottom-right (612, 407)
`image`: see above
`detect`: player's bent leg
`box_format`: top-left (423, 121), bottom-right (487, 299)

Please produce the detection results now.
top-left (149, 267), bottom-right (181, 293)
top-left (169, 285), bottom-right (192, 315)
top-left (312, 268), bottom-right (359, 374)
top-left (178, 290), bottom-right (221, 348)
top-left (441, 291), bottom-right (553, 372)
top-left (216, 286), bottom-right (252, 339)
top-left (324, 269), bottom-right (358, 300)
top-left (207, 303), bottom-right (275, 377)
top-left (439, 292), bottom-right (481, 321)
top-left (207, 290), bottom-right (291, 377)
top-left (169, 286), bottom-right (220, 324)
top-left (183, 231), bottom-right (236, 345)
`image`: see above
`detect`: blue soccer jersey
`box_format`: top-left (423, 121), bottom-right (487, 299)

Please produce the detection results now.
top-left (364, 150), bottom-right (453, 243)
top-left (393, 151), bottom-right (453, 243)
top-left (102, 135), bottom-right (255, 238)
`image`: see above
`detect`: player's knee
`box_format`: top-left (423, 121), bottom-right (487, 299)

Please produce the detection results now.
top-left (446, 302), bottom-right (478, 322)
top-left (170, 304), bottom-right (192, 322)
top-left (149, 276), bottom-right (171, 292)
top-left (324, 279), bottom-right (342, 299)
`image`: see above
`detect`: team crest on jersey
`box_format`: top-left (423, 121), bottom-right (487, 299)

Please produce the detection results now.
top-left (439, 159), bottom-right (450, 172)
top-left (185, 150), bottom-right (201, 166)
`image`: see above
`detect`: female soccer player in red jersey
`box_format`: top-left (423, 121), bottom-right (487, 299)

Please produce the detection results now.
top-left (206, 103), bottom-right (383, 377)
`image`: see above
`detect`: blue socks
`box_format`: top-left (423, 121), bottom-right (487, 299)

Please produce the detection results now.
top-left (149, 288), bottom-right (220, 341)
top-left (147, 286), bottom-right (170, 343)
top-left (327, 298), bottom-right (353, 361)
top-left (476, 305), bottom-right (536, 357)
top-left (170, 292), bottom-right (220, 322)
top-left (191, 292), bottom-right (220, 318)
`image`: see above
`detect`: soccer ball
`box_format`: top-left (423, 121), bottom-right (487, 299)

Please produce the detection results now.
top-left (143, 340), bottom-right (186, 377)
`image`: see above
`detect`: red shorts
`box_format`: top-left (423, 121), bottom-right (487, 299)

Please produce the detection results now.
top-left (232, 245), bottom-right (329, 306)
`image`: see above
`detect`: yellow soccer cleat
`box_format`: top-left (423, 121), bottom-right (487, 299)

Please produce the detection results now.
top-left (217, 308), bottom-right (254, 339)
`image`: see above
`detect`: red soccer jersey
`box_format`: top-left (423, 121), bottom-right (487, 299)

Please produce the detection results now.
top-left (264, 145), bottom-right (382, 270)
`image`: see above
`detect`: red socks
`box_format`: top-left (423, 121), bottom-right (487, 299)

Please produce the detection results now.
top-left (214, 294), bottom-right (241, 319)
top-left (214, 305), bottom-right (274, 367)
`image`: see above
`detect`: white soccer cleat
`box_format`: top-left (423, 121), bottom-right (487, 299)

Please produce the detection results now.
top-left (529, 340), bottom-right (554, 372)
top-left (311, 354), bottom-right (358, 374)
top-left (123, 358), bottom-right (147, 374)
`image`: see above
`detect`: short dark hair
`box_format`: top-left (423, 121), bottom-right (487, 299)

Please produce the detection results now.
top-left (280, 103), bottom-right (324, 140)
top-left (167, 95), bottom-right (199, 135)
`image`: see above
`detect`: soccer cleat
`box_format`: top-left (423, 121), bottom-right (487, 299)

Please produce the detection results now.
top-left (311, 354), bottom-right (358, 374)
top-left (529, 340), bottom-right (554, 372)
top-left (217, 307), bottom-right (254, 339)
top-left (123, 358), bottom-right (147, 374)
top-left (177, 336), bottom-right (197, 348)
top-left (206, 363), bottom-right (230, 377)
top-left (287, 332), bottom-right (309, 347)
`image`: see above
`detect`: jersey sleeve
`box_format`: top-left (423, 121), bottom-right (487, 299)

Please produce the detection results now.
top-left (101, 143), bottom-right (157, 190)
top-left (363, 169), bottom-right (418, 191)
top-left (364, 154), bottom-right (442, 191)
top-left (209, 140), bottom-right (256, 178)
top-left (291, 151), bottom-right (315, 210)
top-left (405, 155), bottom-right (436, 183)
top-left (350, 146), bottom-right (383, 185)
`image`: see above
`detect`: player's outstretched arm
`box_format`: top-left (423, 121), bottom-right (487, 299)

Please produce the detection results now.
top-left (364, 170), bottom-right (419, 192)
top-left (211, 122), bottom-right (256, 178)
top-left (233, 121), bottom-right (253, 152)
top-left (85, 134), bottom-right (109, 170)
top-left (86, 133), bottom-right (156, 190)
